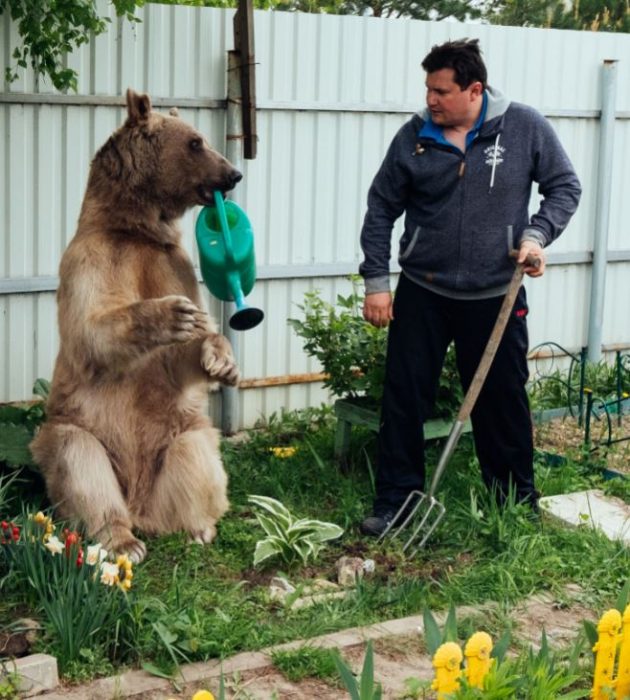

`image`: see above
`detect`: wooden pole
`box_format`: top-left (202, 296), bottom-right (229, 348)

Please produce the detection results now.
top-left (233, 0), bottom-right (257, 159)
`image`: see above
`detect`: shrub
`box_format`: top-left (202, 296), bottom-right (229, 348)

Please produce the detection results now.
top-left (0, 379), bottom-right (49, 474)
top-left (288, 285), bottom-right (462, 418)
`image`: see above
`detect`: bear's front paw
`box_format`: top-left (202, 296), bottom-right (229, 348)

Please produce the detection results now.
top-left (189, 524), bottom-right (217, 545)
top-left (201, 335), bottom-right (239, 386)
top-left (153, 295), bottom-right (209, 345)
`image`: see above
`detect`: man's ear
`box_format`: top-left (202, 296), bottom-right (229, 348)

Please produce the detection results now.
top-left (126, 88), bottom-right (152, 126)
top-left (469, 81), bottom-right (484, 99)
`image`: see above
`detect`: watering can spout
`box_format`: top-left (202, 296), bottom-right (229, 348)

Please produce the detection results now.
top-left (195, 192), bottom-right (264, 331)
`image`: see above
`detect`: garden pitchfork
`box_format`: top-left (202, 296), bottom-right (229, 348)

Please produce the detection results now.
top-left (378, 251), bottom-right (540, 556)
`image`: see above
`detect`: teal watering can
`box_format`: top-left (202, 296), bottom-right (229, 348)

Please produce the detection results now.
top-left (195, 192), bottom-right (264, 331)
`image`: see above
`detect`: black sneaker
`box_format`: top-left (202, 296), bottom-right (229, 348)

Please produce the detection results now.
top-left (360, 509), bottom-right (400, 537)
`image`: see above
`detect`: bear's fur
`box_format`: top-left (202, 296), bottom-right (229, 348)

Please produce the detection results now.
top-left (31, 89), bottom-right (242, 562)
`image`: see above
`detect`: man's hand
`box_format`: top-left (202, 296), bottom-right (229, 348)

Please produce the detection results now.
top-left (518, 241), bottom-right (546, 277)
top-left (363, 292), bottom-right (394, 328)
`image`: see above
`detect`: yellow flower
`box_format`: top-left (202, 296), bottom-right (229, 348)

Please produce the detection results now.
top-left (116, 553), bottom-right (133, 572)
top-left (270, 446), bottom-right (297, 458)
top-left (120, 578), bottom-right (132, 592)
top-left (44, 535), bottom-right (64, 555)
top-left (192, 691), bottom-right (215, 700)
top-left (31, 512), bottom-right (55, 541)
top-left (100, 562), bottom-right (120, 586)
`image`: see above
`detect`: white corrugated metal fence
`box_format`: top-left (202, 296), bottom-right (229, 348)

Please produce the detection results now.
top-left (1, 3), bottom-right (630, 428)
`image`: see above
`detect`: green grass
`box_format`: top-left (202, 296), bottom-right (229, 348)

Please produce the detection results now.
top-left (271, 644), bottom-right (340, 682)
top-left (3, 404), bottom-right (630, 684)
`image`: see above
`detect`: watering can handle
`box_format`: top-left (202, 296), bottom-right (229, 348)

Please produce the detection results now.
top-left (213, 191), bottom-right (235, 264)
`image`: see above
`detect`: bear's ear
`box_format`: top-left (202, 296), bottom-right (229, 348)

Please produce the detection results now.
top-left (125, 89), bottom-right (152, 126)
top-left (169, 107), bottom-right (180, 118)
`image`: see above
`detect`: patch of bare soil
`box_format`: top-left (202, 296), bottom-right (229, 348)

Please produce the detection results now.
top-left (511, 587), bottom-right (594, 649)
top-left (534, 414), bottom-right (630, 473)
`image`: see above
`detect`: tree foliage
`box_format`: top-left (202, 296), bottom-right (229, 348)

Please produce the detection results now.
top-left (1, 0), bottom-right (144, 92)
top-left (2, 0), bottom-right (628, 93)
top-left (484, 0), bottom-right (630, 31)
top-left (152, 0), bottom-right (479, 19)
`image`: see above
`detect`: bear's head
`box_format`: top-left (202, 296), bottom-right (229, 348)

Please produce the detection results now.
top-left (91, 89), bottom-right (242, 222)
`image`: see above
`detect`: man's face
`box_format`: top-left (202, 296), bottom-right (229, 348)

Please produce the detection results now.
top-left (425, 68), bottom-right (483, 128)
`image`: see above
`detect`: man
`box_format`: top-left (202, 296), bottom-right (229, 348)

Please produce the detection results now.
top-left (358, 38), bottom-right (581, 536)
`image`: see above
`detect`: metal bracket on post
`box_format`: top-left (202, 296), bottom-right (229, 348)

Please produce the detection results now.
top-left (587, 60), bottom-right (618, 363)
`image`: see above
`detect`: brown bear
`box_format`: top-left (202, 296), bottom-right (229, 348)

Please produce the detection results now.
top-left (31, 89), bottom-right (242, 562)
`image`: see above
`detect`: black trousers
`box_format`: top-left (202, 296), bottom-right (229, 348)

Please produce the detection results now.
top-left (374, 273), bottom-right (537, 513)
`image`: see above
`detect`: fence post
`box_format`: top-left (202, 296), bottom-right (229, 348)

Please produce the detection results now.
top-left (221, 50), bottom-right (245, 435)
top-left (464, 631), bottom-right (493, 688)
top-left (592, 608), bottom-right (622, 699)
top-left (587, 60), bottom-right (618, 363)
top-left (432, 642), bottom-right (463, 698)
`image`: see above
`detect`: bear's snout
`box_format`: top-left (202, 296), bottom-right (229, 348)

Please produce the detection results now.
top-left (227, 169), bottom-right (243, 190)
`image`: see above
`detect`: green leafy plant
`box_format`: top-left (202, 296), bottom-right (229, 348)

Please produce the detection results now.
top-left (288, 285), bottom-right (462, 417)
top-left (423, 602), bottom-right (460, 655)
top-left (0, 379), bottom-right (49, 472)
top-left (288, 286), bottom-right (388, 404)
top-left (529, 358), bottom-right (629, 411)
top-left (335, 640), bottom-right (382, 700)
top-left (1, 1), bottom-right (143, 91)
top-left (0, 664), bottom-right (20, 700)
top-left (248, 495), bottom-right (343, 567)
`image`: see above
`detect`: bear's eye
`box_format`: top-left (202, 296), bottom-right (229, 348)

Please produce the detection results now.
top-left (189, 138), bottom-right (203, 152)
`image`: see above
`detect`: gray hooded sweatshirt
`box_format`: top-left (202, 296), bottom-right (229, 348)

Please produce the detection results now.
top-left (359, 87), bottom-right (582, 299)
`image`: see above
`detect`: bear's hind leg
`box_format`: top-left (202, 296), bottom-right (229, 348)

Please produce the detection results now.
top-left (135, 426), bottom-right (229, 542)
top-left (31, 423), bottom-right (147, 562)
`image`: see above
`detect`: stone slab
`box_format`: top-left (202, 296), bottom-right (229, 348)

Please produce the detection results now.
top-left (539, 489), bottom-right (630, 543)
top-left (3, 653), bottom-right (59, 697)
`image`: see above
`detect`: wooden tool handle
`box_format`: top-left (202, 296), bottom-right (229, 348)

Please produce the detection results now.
top-left (456, 254), bottom-right (539, 423)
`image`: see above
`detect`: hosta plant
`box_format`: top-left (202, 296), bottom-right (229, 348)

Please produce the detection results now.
top-left (248, 495), bottom-right (343, 567)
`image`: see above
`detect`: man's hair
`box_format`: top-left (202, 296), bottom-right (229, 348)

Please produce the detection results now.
top-left (421, 39), bottom-right (487, 90)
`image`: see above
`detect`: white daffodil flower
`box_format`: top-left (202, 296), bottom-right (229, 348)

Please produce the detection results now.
top-left (100, 561), bottom-right (120, 586)
top-left (86, 544), bottom-right (108, 566)
top-left (44, 535), bottom-right (64, 555)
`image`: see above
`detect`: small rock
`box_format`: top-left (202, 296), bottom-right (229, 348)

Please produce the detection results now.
top-left (336, 556), bottom-right (365, 587)
top-left (290, 591), bottom-right (348, 610)
top-left (309, 578), bottom-right (340, 592)
top-left (270, 576), bottom-right (296, 593)
top-left (269, 576), bottom-right (296, 602)
top-left (363, 559), bottom-right (376, 575)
